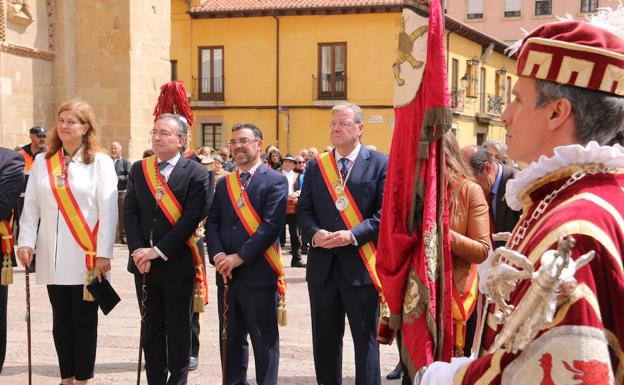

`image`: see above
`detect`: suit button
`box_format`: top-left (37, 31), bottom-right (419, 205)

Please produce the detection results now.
top-left (233, 225), bottom-right (237, 230)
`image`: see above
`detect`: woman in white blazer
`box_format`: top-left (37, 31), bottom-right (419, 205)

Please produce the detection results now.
top-left (17, 99), bottom-right (117, 385)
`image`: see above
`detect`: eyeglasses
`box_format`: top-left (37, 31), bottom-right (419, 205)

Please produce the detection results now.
top-left (296, 161), bottom-right (305, 164)
top-left (150, 129), bottom-right (175, 138)
top-left (328, 120), bottom-right (357, 129)
top-left (228, 138), bottom-right (259, 147)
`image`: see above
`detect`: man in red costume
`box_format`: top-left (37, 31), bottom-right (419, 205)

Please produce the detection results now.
top-left (417, 6), bottom-right (624, 385)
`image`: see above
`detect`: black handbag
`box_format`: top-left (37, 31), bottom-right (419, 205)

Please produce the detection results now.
top-left (86, 277), bottom-right (121, 315)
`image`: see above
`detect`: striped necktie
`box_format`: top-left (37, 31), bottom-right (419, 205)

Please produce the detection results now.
top-left (338, 158), bottom-right (350, 181)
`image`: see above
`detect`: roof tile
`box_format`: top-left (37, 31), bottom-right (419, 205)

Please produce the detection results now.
top-left (190, 0), bottom-right (403, 13)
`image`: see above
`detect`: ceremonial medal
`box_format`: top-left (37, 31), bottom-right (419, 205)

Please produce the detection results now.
top-left (55, 174), bottom-right (65, 188)
top-left (334, 183), bottom-right (344, 195)
top-left (237, 197), bottom-right (246, 208)
top-left (335, 196), bottom-right (349, 212)
top-left (155, 185), bottom-right (164, 201)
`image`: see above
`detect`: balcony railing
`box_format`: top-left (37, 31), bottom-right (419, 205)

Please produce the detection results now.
top-left (450, 89), bottom-right (464, 112)
top-left (478, 93), bottom-right (504, 116)
top-left (191, 76), bottom-right (224, 102)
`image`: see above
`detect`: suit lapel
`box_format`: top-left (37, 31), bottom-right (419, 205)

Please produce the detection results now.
top-left (495, 164), bottom-right (511, 226)
top-left (166, 155), bottom-right (188, 191)
top-left (345, 145), bottom-right (370, 187)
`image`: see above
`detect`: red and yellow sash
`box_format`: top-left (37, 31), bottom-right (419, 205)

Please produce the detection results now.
top-left (0, 213), bottom-right (14, 285)
top-left (317, 151), bottom-right (385, 301)
top-left (46, 149), bottom-right (98, 301)
top-left (451, 264), bottom-right (479, 356)
top-left (141, 156), bottom-right (208, 312)
top-left (224, 171), bottom-right (288, 325)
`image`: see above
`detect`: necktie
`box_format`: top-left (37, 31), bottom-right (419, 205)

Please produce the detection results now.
top-left (338, 158), bottom-right (350, 181)
top-left (158, 161), bottom-right (168, 181)
top-left (240, 172), bottom-right (251, 189)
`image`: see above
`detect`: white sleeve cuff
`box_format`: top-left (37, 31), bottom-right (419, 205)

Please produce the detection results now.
top-left (350, 231), bottom-right (358, 246)
top-left (154, 246), bottom-right (168, 261)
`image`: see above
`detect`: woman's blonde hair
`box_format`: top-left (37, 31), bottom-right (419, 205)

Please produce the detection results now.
top-left (46, 99), bottom-right (104, 164)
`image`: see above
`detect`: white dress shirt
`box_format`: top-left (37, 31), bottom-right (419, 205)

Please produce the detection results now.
top-left (335, 142), bottom-right (361, 182)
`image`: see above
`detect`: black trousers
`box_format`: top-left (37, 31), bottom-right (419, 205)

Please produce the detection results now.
top-left (285, 214), bottom-right (301, 262)
top-left (308, 265), bottom-right (381, 385)
top-left (47, 285), bottom-right (98, 380)
top-left (0, 284), bottom-right (7, 373)
top-left (134, 273), bottom-right (194, 385)
top-left (217, 281), bottom-right (279, 385)
top-left (191, 312), bottom-right (201, 357)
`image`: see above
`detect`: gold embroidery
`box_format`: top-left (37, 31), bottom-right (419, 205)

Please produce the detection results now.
top-left (474, 349), bottom-right (506, 385)
top-left (528, 220), bottom-right (623, 273)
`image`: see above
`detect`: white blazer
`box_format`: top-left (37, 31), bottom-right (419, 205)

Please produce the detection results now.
top-left (18, 151), bottom-right (118, 285)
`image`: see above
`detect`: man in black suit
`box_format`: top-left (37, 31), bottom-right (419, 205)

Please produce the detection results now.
top-left (125, 114), bottom-right (210, 385)
top-left (297, 103), bottom-right (387, 385)
top-left (462, 145), bottom-right (521, 247)
top-left (206, 123), bottom-right (288, 385)
top-left (0, 147), bottom-right (24, 373)
top-left (111, 141), bottom-right (131, 244)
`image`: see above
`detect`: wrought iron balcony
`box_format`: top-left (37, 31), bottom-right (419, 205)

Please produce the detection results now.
top-left (479, 93), bottom-right (504, 116)
top-left (450, 89), bottom-right (464, 112)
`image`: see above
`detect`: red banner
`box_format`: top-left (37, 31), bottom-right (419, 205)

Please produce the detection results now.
top-left (376, 0), bottom-right (453, 380)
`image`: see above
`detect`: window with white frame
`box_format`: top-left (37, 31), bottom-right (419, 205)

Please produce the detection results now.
top-left (504, 0), bottom-right (521, 17)
top-left (467, 0), bottom-right (484, 19)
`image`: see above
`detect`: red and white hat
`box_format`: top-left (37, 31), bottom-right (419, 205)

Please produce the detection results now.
top-left (515, 15), bottom-right (624, 96)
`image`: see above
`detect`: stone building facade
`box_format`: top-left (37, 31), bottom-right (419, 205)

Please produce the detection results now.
top-left (0, 0), bottom-right (171, 161)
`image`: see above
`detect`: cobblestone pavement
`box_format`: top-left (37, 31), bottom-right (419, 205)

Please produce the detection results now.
top-left (1, 244), bottom-right (401, 384)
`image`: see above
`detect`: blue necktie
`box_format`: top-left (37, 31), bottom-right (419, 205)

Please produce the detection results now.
top-left (240, 172), bottom-right (251, 189)
top-left (338, 158), bottom-right (350, 181)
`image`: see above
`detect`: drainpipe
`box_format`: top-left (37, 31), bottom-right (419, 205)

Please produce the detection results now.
top-left (273, 15), bottom-right (280, 149)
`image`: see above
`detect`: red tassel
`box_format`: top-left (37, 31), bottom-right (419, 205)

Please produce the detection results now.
top-left (153, 81), bottom-right (194, 126)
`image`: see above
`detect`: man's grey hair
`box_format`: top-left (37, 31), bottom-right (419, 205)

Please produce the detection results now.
top-left (534, 80), bottom-right (624, 145)
top-left (156, 113), bottom-right (189, 151)
top-left (482, 140), bottom-right (507, 157)
top-left (469, 147), bottom-right (494, 175)
top-left (332, 103), bottom-right (364, 124)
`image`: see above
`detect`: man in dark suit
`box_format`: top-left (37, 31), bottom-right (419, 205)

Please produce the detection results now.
top-left (111, 141), bottom-right (131, 244)
top-left (0, 147), bottom-right (24, 373)
top-left (206, 123), bottom-right (287, 385)
top-left (297, 103), bottom-right (387, 385)
top-left (125, 114), bottom-right (210, 385)
top-left (462, 145), bottom-right (521, 248)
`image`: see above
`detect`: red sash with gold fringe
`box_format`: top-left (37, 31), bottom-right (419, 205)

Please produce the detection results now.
top-left (46, 149), bottom-right (98, 300)
top-left (224, 171), bottom-right (288, 325)
top-left (451, 264), bottom-right (479, 356)
top-left (224, 172), bottom-right (286, 295)
top-left (317, 151), bottom-right (385, 300)
top-left (141, 156), bottom-right (208, 311)
top-left (0, 213), bottom-right (14, 285)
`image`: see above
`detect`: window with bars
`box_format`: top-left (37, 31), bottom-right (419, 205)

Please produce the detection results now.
top-left (580, 0), bottom-right (599, 13)
top-left (318, 43), bottom-right (347, 100)
top-left (201, 123), bottom-right (223, 149)
top-left (504, 0), bottom-right (521, 17)
top-left (198, 46), bottom-right (224, 101)
top-left (467, 0), bottom-right (484, 19)
top-left (535, 0), bottom-right (552, 15)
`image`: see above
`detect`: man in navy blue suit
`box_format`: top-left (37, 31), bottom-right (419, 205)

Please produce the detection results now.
top-left (206, 123), bottom-right (288, 385)
top-left (297, 103), bottom-right (387, 385)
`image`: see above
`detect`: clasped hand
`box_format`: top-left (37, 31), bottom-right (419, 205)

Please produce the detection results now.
top-left (312, 229), bottom-right (354, 249)
top-left (214, 253), bottom-right (244, 284)
top-left (132, 247), bottom-right (159, 274)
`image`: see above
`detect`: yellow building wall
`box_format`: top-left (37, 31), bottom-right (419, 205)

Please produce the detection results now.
top-left (171, 5), bottom-right (517, 153)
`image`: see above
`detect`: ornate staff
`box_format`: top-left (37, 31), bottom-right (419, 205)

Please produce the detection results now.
top-left (137, 273), bottom-right (147, 385)
top-left (221, 284), bottom-right (229, 385)
top-left (25, 267), bottom-right (32, 385)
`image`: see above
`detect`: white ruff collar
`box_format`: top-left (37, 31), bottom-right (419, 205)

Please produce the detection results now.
top-left (505, 141), bottom-right (624, 211)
